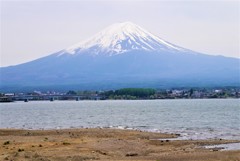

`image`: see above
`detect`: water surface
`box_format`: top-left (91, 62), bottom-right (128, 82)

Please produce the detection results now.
top-left (0, 99), bottom-right (239, 140)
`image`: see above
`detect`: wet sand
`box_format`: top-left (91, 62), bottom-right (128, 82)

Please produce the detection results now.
top-left (0, 128), bottom-right (240, 161)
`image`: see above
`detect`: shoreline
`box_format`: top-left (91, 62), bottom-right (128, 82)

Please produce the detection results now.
top-left (1, 128), bottom-right (240, 161)
top-left (1, 125), bottom-right (239, 141)
top-left (1, 97), bottom-right (240, 102)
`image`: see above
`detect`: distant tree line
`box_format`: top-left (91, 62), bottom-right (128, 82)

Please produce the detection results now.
top-left (62, 87), bottom-right (240, 100)
top-left (103, 88), bottom-right (156, 99)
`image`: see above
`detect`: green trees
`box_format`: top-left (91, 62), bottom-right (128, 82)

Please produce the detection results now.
top-left (66, 90), bottom-right (77, 95)
top-left (104, 88), bottom-right (156, 99)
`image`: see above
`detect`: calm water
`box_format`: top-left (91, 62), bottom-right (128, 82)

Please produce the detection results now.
top-left (0, 99), bottom-right (239, 140)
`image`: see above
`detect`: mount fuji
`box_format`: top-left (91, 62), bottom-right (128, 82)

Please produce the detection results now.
top-left (62, 22), bottom-right (188, 56)
top-left (0, 22), bottom-right (239, 91)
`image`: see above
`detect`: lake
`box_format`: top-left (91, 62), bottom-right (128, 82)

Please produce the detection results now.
top-left (0, 99), bottom-right (239, 140)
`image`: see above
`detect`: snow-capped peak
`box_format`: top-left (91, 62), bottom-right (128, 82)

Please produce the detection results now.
top-left (63, 21), bottom-right (186, 56)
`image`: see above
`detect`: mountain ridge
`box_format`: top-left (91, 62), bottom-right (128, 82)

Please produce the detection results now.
top-left (59, 22), bottom-right (190, 56)
top-left (0, 22), bottom-right (239, 92)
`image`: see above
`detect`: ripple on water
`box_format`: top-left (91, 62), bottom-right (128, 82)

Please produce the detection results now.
top-left (204, 143), bottom-right (240, 151)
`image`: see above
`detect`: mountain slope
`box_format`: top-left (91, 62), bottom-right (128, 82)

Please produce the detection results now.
top-left (0, 22), bottom-right (239, 92)
top-left (60, 22), bottom-right (190, 56)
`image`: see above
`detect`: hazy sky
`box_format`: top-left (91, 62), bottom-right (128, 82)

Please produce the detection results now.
top-left (0, 0), bottom-right (239, 67)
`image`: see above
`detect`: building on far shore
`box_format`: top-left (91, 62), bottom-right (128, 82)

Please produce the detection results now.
top-left (0, 96), bottom-right (13, 102)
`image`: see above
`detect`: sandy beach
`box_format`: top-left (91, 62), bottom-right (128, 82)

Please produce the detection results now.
top-left (0, 128), bottom-right (240, 161)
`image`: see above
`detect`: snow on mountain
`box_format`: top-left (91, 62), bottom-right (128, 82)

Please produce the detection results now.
top-left (61, 22), bottom-right (188, 56)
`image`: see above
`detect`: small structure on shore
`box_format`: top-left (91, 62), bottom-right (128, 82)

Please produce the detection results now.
top-left (0, 97), bottom-right (13, 102)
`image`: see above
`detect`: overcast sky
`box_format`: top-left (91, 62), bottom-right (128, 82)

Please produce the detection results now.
top-left (0, 0), bottom-right (239, 67)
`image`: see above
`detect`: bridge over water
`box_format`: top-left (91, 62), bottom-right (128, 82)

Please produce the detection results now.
top-left (10, 94), bottom-right (102, 101)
